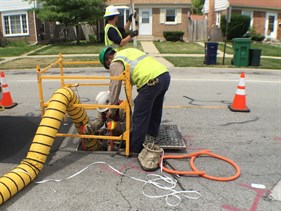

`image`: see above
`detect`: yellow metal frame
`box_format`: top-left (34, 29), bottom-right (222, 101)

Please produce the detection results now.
top-left (36, 53), bottom-right (132, 156)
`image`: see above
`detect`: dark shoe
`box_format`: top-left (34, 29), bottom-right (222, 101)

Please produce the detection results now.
top-left (115, 150), bottom-right (138, 158)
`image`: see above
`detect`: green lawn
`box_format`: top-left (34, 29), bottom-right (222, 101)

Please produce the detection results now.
top-left (0, 45), bottom-right (41, 57)
top-left (165, 56), bottom-right (281, 69)
top-left (1, 40), bottom-right (280, 70)
top-left (251, 43), bottom-right (281, 57)
top-left (154, 41), bottom-right (204, 54)
top-left (30, 41), bottom-right (143, 55)
top-left (218, 42), bottom-right (233, 54)
top-left (217, 42), bottom-right (281, 57)
top-left (0, 57), bottom-right (101, 70)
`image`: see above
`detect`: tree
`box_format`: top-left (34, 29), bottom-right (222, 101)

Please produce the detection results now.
top-left (32, 0), bottom-right (105, 44)
top-left (192, 0), bottom-right (204, 14)
top-left (221, 14), bottom-right (251, 40)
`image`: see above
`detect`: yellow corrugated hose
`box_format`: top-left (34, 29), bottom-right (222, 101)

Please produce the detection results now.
top-left (0, 87), bottom-right (99, 205)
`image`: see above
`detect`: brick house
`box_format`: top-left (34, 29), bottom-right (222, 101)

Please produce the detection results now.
top-left (0, 0), bottom-right (53, 44)
top-left (202, 0), bottom-right (281, 40)
top-left (0, 0), bottom-right (82, 45)
top-left (1, 0), bottom-right (194, 44)
top-left (104, 0), bottom-right (192, 41)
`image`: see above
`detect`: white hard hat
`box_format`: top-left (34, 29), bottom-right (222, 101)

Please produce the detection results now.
top-left (104, 5), bottom-right (120, 17)
top-left (95, 91), bottom-right (110, 112)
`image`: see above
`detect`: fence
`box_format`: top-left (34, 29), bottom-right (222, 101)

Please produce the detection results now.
top-left (36, 53), bottom-right (132, 156)
top-left (188, 19), bottom-right (208, 42)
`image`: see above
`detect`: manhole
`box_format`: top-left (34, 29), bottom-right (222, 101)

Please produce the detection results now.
top-left (144, 124), bottom-right (186, 150)
top-left (76, 124), bottom-right (186, 151)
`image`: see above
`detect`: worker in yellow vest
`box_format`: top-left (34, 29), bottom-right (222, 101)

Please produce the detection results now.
top-left (99, 47), bottom-right (170, 156)
top-left (104, 5), bottom-right (138, 51)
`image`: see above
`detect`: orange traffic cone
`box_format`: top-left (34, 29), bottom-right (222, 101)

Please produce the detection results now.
top-left (0, 71), bottom-right (17, 109)
top-left (228, 72), bottom-right (250, 112)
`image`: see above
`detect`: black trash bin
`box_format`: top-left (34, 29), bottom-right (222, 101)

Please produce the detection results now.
top-left (249, 49), bottom-right (262, 66)
top-left (204, 42), bottom-right (218, 65)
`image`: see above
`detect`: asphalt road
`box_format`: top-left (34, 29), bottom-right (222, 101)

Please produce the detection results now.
top-left (0, 67), bottom-right (280, 211)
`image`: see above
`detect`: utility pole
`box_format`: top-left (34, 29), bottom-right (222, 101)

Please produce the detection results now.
top-left (130, 0), bottom-right (137, 47)
top-left (208, 0), bottom-right (215, 34)
top-left (223, 7), bottom-right (231, 65)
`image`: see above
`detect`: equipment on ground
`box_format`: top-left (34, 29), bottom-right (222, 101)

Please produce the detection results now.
top-left (228, 72), bottom-right (250, 112)
top-left (138, 143), bottom-right (163, 171)
top-left (0, 71), bottom-right (17, 110)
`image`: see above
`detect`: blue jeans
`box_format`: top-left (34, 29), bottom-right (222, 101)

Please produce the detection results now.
top-left (130, 72), bottom-right (171, 153)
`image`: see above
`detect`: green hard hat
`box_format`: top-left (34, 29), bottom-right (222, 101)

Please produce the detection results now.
top-left (99, 46), bottom-right (114, 69)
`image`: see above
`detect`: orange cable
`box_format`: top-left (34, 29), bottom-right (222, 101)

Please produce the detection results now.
top-left (161, 150), bottom-right (240, 182)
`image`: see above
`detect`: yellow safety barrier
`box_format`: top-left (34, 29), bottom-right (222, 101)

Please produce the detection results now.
top-left (0, 54), bottom-right (132, 205)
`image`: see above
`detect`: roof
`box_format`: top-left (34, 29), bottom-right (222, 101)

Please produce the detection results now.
top-left (228, 0), bottom-right (281, 10)
top-left (202, 0), bottom-right (229, 13)
top-left (202, 0), bottom-right (281, 13)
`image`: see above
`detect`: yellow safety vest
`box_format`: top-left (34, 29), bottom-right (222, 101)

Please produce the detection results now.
top-left (104, 24), bottom-right (123, 52)
top-left (112, 48), bottom-right (168, 89)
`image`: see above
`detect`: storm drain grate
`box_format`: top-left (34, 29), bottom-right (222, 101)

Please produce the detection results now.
top-left (144, 124), bottom-right (186, 149)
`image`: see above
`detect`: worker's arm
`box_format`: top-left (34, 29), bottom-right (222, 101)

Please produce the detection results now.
top-left (108, 27), bottom-right (138, 47)
top-left (109, 61), bottom-right (124, 116)
top-left (124, 13), bottom-right (137, 31)
top-left (124, 20), bottom-right (131, 31)
top-left (120, 30), bottom-right (138, 47)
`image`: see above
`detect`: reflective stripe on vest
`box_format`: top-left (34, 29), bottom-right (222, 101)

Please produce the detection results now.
top-left (114, 54), bottom-right (148, 83)
top-left (112, 48), bottom-right (168, 89)
top-left (104, 24), bottom-right (123, 51)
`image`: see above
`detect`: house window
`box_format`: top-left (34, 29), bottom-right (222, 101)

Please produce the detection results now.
top-left (215, 12), bottom-right (222, 27)
top-left (160, 9), bottom-right (182, 25)
top-left (142, 11), bottom-right (150, 24)
top-left (2, 13), bottom-right (29, 36)
top-left (166, 9), bottom-right (176, 23)
top-left (242, 10), bottom-right (253, 27)
top-left (268, 15), bottom-right (275, 32)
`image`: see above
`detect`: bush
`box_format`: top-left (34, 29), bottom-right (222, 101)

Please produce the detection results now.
top-left (243, 27), bottom-right (265, 42)
top-left (0, 38), bottom-right (11, 47)
top-left (88, 34), bottom-right (97, 43)
top-left (252, 34), bottom-right (265, 42)
top-left (221, 14), bottom-right (250, 40)
top-left (163, 31), bottom-right (184, 42)
top-left (0, 39), bottom-right (29, 47)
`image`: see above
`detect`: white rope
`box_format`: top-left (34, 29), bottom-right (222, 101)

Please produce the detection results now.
top-left (17, 161), bottom-right (201, 207)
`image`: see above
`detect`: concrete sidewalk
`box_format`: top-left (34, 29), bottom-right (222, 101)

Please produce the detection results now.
top-left (140, 41), bottom-right (174, 68)
top-left (1, 41), bottom-right (281, 67)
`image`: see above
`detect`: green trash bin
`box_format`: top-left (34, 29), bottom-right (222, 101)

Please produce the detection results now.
top-left (232, 38), bottom-right (251, 67)
top-left (249, 49), bottom-right (262, 66)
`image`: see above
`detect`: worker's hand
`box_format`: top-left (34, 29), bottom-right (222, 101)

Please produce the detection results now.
top-left (107, 120), bottom-right (117, 130)
top-left (106, 109), bottom-right (112, 119)
top-left (127, 13), bottom-right (137, 22)
top-left (130, 30), bottom-right (138, 38)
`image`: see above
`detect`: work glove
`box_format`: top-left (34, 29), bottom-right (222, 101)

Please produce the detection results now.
top-left (130, 30), bottom-right (138, 38)
top-left (127, 13), bottom-right (137, 22)
top-left (107, 120), bottom-right (117, 130)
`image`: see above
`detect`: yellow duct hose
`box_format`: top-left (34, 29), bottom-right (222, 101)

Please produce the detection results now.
top-left (0, 87), bottom-right (99, 205)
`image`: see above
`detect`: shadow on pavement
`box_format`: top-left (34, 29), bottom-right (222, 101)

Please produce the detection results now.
top-left (0, 116), bottom-right (72, 164)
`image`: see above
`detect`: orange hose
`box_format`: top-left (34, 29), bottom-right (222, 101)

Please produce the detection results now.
top-left (161, 150), bottom-right (208, 176)
top-left (161, 150), bottom-right (241, 181)
top-left (190, 151), bottom-right (241, 181)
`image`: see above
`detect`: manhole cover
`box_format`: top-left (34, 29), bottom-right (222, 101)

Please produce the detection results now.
top-left (76, 124), bottom-right (186, 151)
top-left (144, 124), bottom-right (186, 149)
